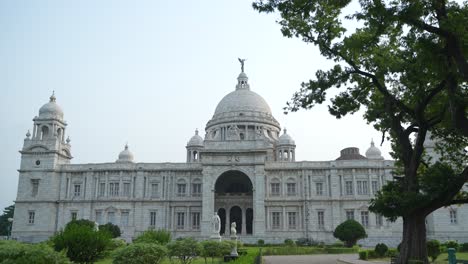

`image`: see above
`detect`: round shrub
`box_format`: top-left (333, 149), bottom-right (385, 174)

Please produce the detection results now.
top-left (113, 243), bottom-right (167, 264)
top-left (200, 240), bottom-right (231, 263)
top-left (427, 240), bottom-right (441, 262)
top-left (53, 223), bottom-right (111, 263)
top-left (284, 239), bottom-right (295, 246)
top-left (65, 219), bottom-right (96, 231)
top-left (444, 240), bottom-right (459, 250)
top-left (134, 229), bottom-right (171, 245)
top-left (99, 223), bottom-right (122, 238)
top-left (333, 220), bottom-right (367, 247)
top-left (374, 243), bottom-right (388, 257)
top-left (359, 250), bottom-right (368, 260)
top-left (167, 237), bottom-right (202, 264)
top-left (107, 238), bottom-right (127, 251)
top-left (257, 239), bottom-right (265, 246)
top-left (0, 240), bottom-right (70, 264)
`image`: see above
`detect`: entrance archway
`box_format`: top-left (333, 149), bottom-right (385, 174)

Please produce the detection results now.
top-left (215, 170), bottom-right (254, 235)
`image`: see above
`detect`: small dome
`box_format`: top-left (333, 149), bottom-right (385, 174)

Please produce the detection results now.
top-left (38, 92), bottom-right (64, 119)
top-left (365, 139), bottom-right (383, 160)
top-left (278, 128), bottom-right (295, 146)
top-left (187, 129), bottom-right (204, 147)
top-left (336, 147), bottom-right (367, 160)
top-left (116, 144), bottom-right (134, 163)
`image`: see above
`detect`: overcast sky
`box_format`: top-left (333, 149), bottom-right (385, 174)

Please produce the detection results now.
top-left (0, 0), bottom-right (392, 211)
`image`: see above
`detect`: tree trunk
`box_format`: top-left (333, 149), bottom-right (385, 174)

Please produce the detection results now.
top-left (398, 214), bottom-right (429, 264)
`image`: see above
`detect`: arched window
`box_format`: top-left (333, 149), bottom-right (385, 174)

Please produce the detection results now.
top-left (286, 177), bottom-right (296, 196)
top-left (177, 179), bottom-right (187, 197)
top-left (191, 178), bottom-right (202, 196)
top-left (57, 128), bottom-right (62, 140)
top-left (40, 126), bottom-right (49, 140)
top-left (193, 151), bottom-right (198, 161)
top-left (270, 178), bottom-right (281, 196)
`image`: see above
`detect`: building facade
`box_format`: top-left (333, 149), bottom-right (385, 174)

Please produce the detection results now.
top-left (11, 69), bottom-right (468, 245)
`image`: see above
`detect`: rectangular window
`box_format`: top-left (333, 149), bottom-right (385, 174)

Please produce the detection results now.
top-left (192, 183), bottom-right (202, 196)
top-left (96, 211), bottom-right (103, 225)
top-left (177, 184), bottom-right (186, 196)
top-left (31, 179), bottom-right (39, 197)
top-left (108, 212), bottom-right (115, 224)
top-left (450, 210), bottom-right (457, 224)
top-left (288, 212), bottom-right (297, 229)
top-left (346, 210), bottom-right (355, 220)
top-left (151, 183), bottom-right (159, 197)
top-left (345, 181), bottom-right (353, 195)
top-left (361, 211), bottom-right (369, 227)
top-left (109, 183), bottom-right (119, 197)
top-left (123, 183), bottom-right (131, 196)
top-left (150, 211), bottom-right (157, 227)
top-left (372, 181), bottom-right (378, 194)
top-left (357, 181), bottom-right (368, 195)
top-left (98, 182), bottom-right (105, 197)
top-left (121, 211), bottom-right (129, 226)
top-left (74, 184), bottom-right (81, 197)
top-left (272, 212), bottom-right (281, 229)
top-left (192, 212), bottom-right (201, 229)
top-left (287, 183), bottom-right (296, 196)
top-left (270, 183), bottom-right (280, 196)
top-left (28, 211), bottom-right (35, 224)
top-left (376, 214), bottom-right (383, 227)
top-left (71, 211), bottom-right (77, 220)
top-left (318, 211), bottom-right (325, 229)
top-left (316, 182), bottom-right (323, 196)
top-left (177, 212), bottom-right (185, 229)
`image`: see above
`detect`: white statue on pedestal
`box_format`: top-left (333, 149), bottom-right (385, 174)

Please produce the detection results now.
top-left (230, 222), bottom-right (237, 236)
top-left (212, 212), bottom-right (221, 234)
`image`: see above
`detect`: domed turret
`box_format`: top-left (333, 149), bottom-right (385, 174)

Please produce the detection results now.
top-left (116, 144), bottom-right (134, 163)
top-left (187, 129), bottom-right (204, 147)
top-left (365, 139), bottom-right (383, 160)
top-left (277, 128), bottom-right (296, 161)
top-left (278, 128), bottom-right (295, 146)
top-left (38, 92), bottom-right (64, 120)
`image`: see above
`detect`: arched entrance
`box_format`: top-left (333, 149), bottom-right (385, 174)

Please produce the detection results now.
top-left (215, 170), bottom-right (253, 235)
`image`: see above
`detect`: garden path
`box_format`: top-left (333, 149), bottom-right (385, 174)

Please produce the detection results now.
top-left (263, 254), bottom-right (389, 264)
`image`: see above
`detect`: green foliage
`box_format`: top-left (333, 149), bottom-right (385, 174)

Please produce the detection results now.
top-left (444, 240), bottom-right (459, 250)
top-left (333, 220), bottom-right (367, 247)
top-left (65, 219), bottom-right (96, 231)
top-left (408, 260), bottom-right (424, 264)
top-left (386, 248), bottom-right (398, 257)
top-left (52, 223), bottom-right (111, 263)
top-left (257, 239), bottom-right (264, 246)
top-left (374, 243), bottom-right (388, 257)
top-left (107, 238), bottom-right (127, 251)
top-left (296, 238), bottom-right (316, 246)
top-left (113, 242), bottom-right (167, 264)
top-left (167, 237), bottom-right (202, 264)
top-left (99, 223), bottom-right (122, 238)
top-left (367, 250), bottom-right (378, 259)
top-left (359, 250), bottom-right (368, 260)
top-left (284, 238), bottom-right (295, 247)
top-left (427, 240), bottom-right (441, 262)
top-left (330, 241), bottom-right (345, 247)
top-left (200, 240), bottom-right (231, 263)
top-left (134, 229), bottom-right (171, 245)
top-left (325, 247), bottom-right (359, 254)
top-left (0, 205), bottom-right (14, 236)
top-left (0, 240), bottom-right (70, 264)
top-left (461, 243), bottom-right (468, 252)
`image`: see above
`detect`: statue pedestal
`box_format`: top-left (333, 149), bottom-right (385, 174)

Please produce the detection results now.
top-left (230, 235), bottom-right (238, 257)
top-left (210, 233), bottom-right (221, 241)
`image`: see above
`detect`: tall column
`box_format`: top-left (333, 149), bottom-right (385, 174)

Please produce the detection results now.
top-left (201, 169), bottom-right (215, 238)
top-left (253, 169), bottom-right (266, 237)
top-left (282, 206), bottom-right (287, 230)
top-left (226, 208), bottom-right (230, 235)
top-left (241, 207), bottom-right (246, 234)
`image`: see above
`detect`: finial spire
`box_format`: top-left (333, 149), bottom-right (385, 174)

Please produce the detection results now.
top-left (50, 91), bottom-right (56, 102)
top-left (238, 58), bottom-right (246, 72)
top-left (125, 142), bottom-right (129, 150)
top-left (371, 138), bottom-right (375, 146)
top-left (283, 128), bottom-right (287, 134)
top-left (26, 130), bottom-right (31, 138)
top-left (195, 129), bottom-right (199, 135)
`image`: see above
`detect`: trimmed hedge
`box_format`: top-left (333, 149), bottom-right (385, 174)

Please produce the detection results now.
top-left (0, 240), bottom-right (70, 264)
top-left (359, 250), bottom-right (368, 260)
top-left (113, 243), bottom-right (167, 264)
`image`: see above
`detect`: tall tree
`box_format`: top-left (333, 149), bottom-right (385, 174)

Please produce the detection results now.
top-left (0, 205), bottom-right (15, 236)
top-left (252, 1), bottom-right (468, 263)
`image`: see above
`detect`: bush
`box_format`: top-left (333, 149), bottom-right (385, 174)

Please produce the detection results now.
top-left (397, 242), bottom-right (402, 252)
top-left (167, 237), bottom-right (202, 264)
top-left (284, 239), bottom-right (295, 247)
top-left (408, 260), bottom-right (424, 264)
top-left (263, 247), bottom-right (326, 255)
top-left (333, 220), bottom-right (367, 247)
top-left (99, 223), bottom-right (122, 238)
top-left (326, 247), bottom-right (359, 254)
top-left (444, 240), bottom-right (459, 250)
top-left (427, 240), bottom-right (441, 262)
top-left (359, 250), bottom-right (368, 260)
top-left (200, 240), bottom-right (231, 263)
top-left (107, 238), bottom-right (127, 251)
top-left (52, 223), bottom-right (111, 263)
top-left (331, 241), bottom-right (345, 247)
top-left (113, 242), bottom-right (167, 264)
top-left (257, 239), bottom-right (265, 246)
top-left (386, 248), bottom-right (398, 257)
top-left (374, 243), bottom-right (388, 257)
top-left (0, 240), bottom-right (70, 264)
top-left (461, 242), bottom-right (468, 252)
top-left (296, 237), bottom-right (315, 246)
top-left (134, 229), bottom-right (171, 245)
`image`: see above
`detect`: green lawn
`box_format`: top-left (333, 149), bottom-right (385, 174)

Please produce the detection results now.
top-left (434, 252), bottom-right (468, 264)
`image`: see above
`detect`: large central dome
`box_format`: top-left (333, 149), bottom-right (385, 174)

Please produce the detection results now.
top-left (205, 71), bottom-right (280, 131)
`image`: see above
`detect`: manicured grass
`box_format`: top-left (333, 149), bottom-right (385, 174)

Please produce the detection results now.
top-left (434, 252), bottom-right (468, 264)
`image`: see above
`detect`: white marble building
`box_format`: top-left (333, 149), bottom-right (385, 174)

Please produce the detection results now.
top-left (11, 68), bottom-right (468, 245)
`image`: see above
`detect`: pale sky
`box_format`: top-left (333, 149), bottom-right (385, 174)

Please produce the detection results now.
top-left (0, 0), bottom-right (392, 211)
